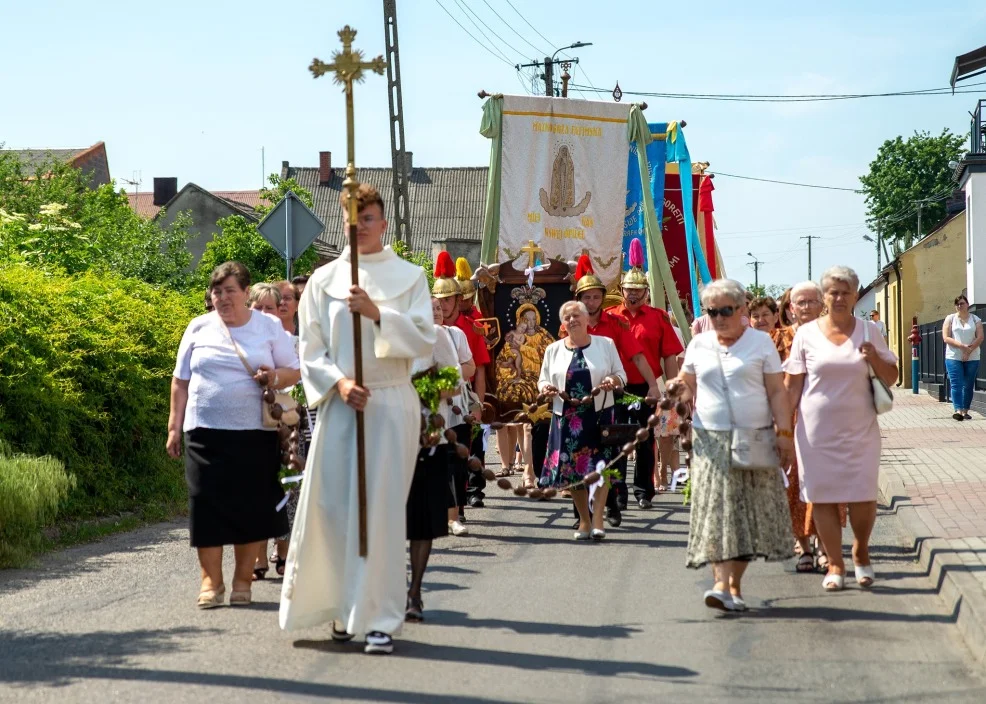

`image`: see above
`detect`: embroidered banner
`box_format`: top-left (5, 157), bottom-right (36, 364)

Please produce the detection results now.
top-left (497, 95), bottom-right (631, 286)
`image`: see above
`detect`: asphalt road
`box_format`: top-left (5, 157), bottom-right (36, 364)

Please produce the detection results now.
top-left (1, 488), bottom-right (984, 703)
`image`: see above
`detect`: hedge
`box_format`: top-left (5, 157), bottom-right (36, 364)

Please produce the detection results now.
top-left (0, 263), bottom-right (198, 528)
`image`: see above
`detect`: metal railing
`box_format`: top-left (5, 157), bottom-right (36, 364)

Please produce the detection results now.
top-left (918, 303), bottom-right (986, 395)
top-left (973, 99), bottom-right (986, 156)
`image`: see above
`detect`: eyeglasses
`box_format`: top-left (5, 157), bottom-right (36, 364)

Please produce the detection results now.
top-left (706, 306), bottom-right (736, 318)
top-left (793, 299), bottom-right (821, 308)
top-left (357, 215), bottom-right (381, 226)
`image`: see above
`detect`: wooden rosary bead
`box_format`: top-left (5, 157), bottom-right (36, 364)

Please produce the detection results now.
top-left (270, 403), bottom-right (284, 420)
top-left (281, 451), bottom-right (291, 465)
top-left (257, 371), bottom-right (271, 387)
top-left (263, 388), bottom-right (276, 404)
top-left (579, 395), bottom-right (593, 406)
top-left (679, 420), bottom-right (691, 435)
top-left (278, 425), bottom-right (292, 440)
top-left (681, 439), bottom-right (692, 452)
top-left (583, 471), bottom-right (601, 485)
top-left (444, 428), bottom-right (458, 443)
top-left (659, 397), bottom-right (673, 411)
top-left (635, 428), bottom-right (650, 443)
top-left (666, 380), bottom-right (682, 397)
top-left (644, 395), bottom-right (659, 406)
top-left (528, 488), bottom-right (543, 500)
top-left (591, 387), bottom-right (601, 397)
top-left (289, 457), bottom-right (304, 471)
top-left (481, 468), bottom-right (496, 482)
top-left (542, 487), bottom-right (557, 499)
top-left (647, 414), bottom-right (661, 428)
top-left (289, 430), bottom-right (300, 442)
top-left (675, 401), bottom-right (688, 417)
top-left (455, 443), bottom-right (469, 459)
top-left (490, 421), bottom-right (505, 430)
top-left (497, 477), bottom-right (513, 490)
top-left (513, 486), bottom-right (528, 496)
top-left (622, 441), bottom-right (636, 456)
top-left (468, 457), bottom-right (483, 473)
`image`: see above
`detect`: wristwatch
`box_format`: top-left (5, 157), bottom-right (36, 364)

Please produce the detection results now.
top-left (776, 428), bottom-right (793, 439)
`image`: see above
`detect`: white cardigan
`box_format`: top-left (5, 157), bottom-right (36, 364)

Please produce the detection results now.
top-left (538, 336), bottom-right (627, 416)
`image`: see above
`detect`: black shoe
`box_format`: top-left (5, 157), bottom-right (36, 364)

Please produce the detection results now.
top-left (572, 518), bottom-right (581, 529)
top-left (331, 621), bottom-right (354, 643)
top-left (405, 596), bottom-right (424, 622)
top-left (365, 631), bottom-right (394, 654)
top-left (617, 500), bottom-right (628, 512)
top-left (605, 505), bottom-right (622, 527)
top-left (467, 495), bottom-right (485, 508)
top-left (953, 412), bottom-right (964, 421)
top-left (964, 413), bottom-right (973, 421)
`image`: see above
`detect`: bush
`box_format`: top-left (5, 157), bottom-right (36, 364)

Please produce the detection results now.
top-left (0, 441), bottom-right (74, 566)
top-left (0, 263), bottom-right (198, 523)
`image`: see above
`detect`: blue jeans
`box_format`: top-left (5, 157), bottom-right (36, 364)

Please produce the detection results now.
top-left (945, 358), bottom-right (980, 411)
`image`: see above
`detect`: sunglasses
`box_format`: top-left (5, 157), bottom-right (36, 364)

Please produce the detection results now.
top-left (706, 306), bottom-right (736, 318)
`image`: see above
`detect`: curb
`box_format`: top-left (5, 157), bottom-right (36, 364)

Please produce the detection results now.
top-left (879, 468), bottom-right (986, 666)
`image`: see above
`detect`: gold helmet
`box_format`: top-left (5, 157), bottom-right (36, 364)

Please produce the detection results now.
top-left (620, 237), bottom-right (649, 290)
top-left (432, 251), bottom-right (461, 299)
top-left (573, 254), bottom-right (605, 297)
top-left (455, 257), bottom-right (476, 299)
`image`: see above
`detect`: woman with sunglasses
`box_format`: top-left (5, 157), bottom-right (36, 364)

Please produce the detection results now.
top-left (943, 294), bottom-right (983, 421)
top-left (675, 279), bottom-right (795, 612)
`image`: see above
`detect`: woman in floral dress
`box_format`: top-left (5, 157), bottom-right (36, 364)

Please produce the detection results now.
top-left (538, 301), bottom-right (626, 541)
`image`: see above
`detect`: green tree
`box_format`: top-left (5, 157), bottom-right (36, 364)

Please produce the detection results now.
top-left (195, 175), bottom-right (319, 284)
top-left (0, 151), bottom-right (193, 289)
top-left (746, 283), bottom-right (787, 299)
top-left (859, 129), bottom-right (966, 248)
top-left (393, 239), bottom-right (435, 289)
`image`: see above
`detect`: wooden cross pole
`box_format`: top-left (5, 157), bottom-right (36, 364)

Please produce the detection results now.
top-left (310, 26), bottom-right (386, 558)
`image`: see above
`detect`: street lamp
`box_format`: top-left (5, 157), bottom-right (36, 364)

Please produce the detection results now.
top-left (552, 41), bottom-right (592, 63)
top-left (862, 234), bottom-right (882, 273)
top-left (747, 252), bottom-right (762, 288)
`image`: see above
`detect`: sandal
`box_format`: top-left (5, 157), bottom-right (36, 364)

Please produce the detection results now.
top-left (796, 553), bottom-right (815, 573)
top-left (815, 551), bottom-right (830, 573)
top-left (822, 572), bottom-right (844, 591)
top-left (197, 585), bottom-right (225, 609)
top-left (274, 556), bottom-right (287, 577)
top-left (405, 596), bottom-right (424, 622)
top-left (230, 588), bottom-right (252, 606)
top-left (252, 566), bottom-right (268, 581)
top-left (496, 466), bottom-right (513, 478)
top-left (854, 563), bottom-right (875, 588)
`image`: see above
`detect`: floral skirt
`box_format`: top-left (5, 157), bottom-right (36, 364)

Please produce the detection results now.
top-left (538, 406), bottom-right (617, 489)
top-left (686, 428), bottom-right (794, 568)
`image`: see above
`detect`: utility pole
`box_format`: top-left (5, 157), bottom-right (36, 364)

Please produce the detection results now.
top-left (543, 55), bottom-right (554, 96)
top-left (913, 197), bottom-right (934, 247)
top-left (383, 0), bottom-right (412, 244)
top-left (801, 235), bottom-right (819, 279)
top-left (747, 252), bottom-right (762, 288)
top-left (876, 223), bottom-right (881, 271)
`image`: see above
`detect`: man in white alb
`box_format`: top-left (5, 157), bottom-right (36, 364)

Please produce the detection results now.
top-left (279, 184), bottom-right (435, 655)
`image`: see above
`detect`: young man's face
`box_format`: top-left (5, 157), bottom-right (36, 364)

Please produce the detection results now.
top-left (439, 295), bottom-right (459, 321)
top-left (578, 289), bottom-right (604, 317)
top-left (342, 202), bottom-right (387, 254)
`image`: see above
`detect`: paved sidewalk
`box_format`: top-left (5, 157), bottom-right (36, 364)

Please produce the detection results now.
top-left (879, 391), bottom-right (986, 665)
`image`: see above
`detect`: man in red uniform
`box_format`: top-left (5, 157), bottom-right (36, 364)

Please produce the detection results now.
top-left (456, 257), bottom-right (482, 321)
top-left (611, 253), bottom-right (684, 509)
top-left (566, 256), bottom-right (663, 522)
top-left (435, 252), bottom-right (491, 508)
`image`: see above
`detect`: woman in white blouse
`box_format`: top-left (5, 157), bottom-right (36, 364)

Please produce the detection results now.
top-left (943, 294), bottom-right (983, 421)
top-left (675, 279), bottom-right (794, 612)
top-left (538, 301), bottom-right (626, 541)
top-left (167, 262), bottom-right (300, 609)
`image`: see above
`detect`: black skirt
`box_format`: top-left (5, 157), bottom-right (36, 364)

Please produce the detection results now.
top-left (406, 446), bottom-right (450, 541)
top-left (184, 427), bottom-right (289, 548)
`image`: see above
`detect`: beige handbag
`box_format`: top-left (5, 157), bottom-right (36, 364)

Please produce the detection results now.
top-left (715, 346), bottom-right (779, 471)
top-left (863, 321), bottom-right (894, 415)
top-left (218, 314), bottom-right (300, 428)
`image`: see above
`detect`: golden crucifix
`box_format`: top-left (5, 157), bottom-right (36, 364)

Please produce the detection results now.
top-left (519, 240), bottom-right (544, 269)
top-left (310, 26), bottom-right (386, 559)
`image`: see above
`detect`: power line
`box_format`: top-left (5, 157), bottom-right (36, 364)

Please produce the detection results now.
top-left (710, 170), bottom-right (860, 192)
top-left (453, 0), bottom-right (527, 62)
top-left (433, 0), bottom-right (515, 67)
top-left (482, 0), bottom-right (548, 56)
top-left (501, 0), bottom-right (555, 49)
top-left (565, 81), bottom-right (986, 103)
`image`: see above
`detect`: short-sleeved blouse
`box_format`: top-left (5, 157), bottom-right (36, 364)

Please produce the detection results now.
top-left (174, 310), bottom-right (300, 432)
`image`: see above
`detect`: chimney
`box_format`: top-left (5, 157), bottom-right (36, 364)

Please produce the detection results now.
top-left (153, 177), bottom-right (178, 206)
top-left (319, 151), bottom-right (332, 185)
top-left (403, 151), bottom-right (413, 177)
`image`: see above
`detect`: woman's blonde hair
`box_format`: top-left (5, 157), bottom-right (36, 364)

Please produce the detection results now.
top-left (820, 265), bottom-right (859, 293)
top-left (248, 282), bottom-right (282, 307)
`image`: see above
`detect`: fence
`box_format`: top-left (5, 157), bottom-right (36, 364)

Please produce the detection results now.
top-left (918, 304), bottom-right (986, 399)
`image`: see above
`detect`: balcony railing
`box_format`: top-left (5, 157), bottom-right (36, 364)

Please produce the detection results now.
top-left (973, 99), bottom-right (986, 156)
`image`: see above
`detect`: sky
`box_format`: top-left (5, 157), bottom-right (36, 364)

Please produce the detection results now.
top-left (2, 0), bottom-right (985, 290)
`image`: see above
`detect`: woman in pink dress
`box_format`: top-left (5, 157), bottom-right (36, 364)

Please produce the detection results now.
top-left (784, 266), bottom-right (898, 591)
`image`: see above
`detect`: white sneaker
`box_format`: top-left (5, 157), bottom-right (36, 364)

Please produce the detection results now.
top-left (449, 520), bottom-right (469, 536)
top-left (364, 631), bottom-right (394, 654)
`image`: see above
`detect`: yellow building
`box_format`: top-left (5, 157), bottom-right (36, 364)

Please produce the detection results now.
top-left (883, 210), bottom-right (967, 386)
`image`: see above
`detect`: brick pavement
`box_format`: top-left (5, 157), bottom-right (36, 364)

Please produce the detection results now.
top-left (878, 391), bottom-right (986, 664)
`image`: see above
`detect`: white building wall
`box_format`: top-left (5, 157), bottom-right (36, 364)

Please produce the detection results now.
top-left (966, 171), bottom-right (986, 304)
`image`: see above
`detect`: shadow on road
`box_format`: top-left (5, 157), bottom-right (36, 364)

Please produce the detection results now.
top-left (421, 609), bottom-right (644, 639)
top-left (293, 639), bottom-right (699, 680)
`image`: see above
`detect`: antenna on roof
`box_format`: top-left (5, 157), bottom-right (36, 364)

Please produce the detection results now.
top-left (120, 170), bottom-right (142, 195)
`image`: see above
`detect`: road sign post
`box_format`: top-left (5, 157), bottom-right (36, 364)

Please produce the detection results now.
top-left (257, 191), bottom-right (324, 280)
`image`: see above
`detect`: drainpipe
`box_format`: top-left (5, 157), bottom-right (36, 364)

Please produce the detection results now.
top-left (892, 259), bottom-right (903, 387)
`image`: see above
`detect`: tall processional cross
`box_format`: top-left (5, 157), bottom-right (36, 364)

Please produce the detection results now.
top-left (309, 26), bottom-right (386, 559)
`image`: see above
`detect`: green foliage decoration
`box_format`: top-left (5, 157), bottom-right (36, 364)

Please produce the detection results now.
top-left (0, 440), bottom-right (75, 567)
top-left (859, 129), bottom-right (966, 247)
top-left (0, 263), bottom-right (199, 522)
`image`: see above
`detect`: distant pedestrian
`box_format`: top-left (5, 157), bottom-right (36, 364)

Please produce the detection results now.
top-left (167, 261), bottom-right (300, 608)
top-left (943, 295), bottom-right (983, 421)
top-left (784, 266), bottom-right (898, 591)
top-left (248, 282), bottom-right (281, 318)
top-left (677, 279), bottom-right (795, 612)
top-left (204, 287), bottom-right (214, 313)
top-left (777, 288), bottom-right (795, 328)
top-left (275, 280), bottom-right (300, 335)
top-left (749, 296), bottom-right (779, 333)
top-left (869, 310), bottom-right (888, 341)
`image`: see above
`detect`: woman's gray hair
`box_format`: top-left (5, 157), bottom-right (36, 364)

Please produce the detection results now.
top-left (247, 282), bottom-right (282, 307)
top-left (699, 279), bottom-right (747, 308)
top-left (820, 265), bottom-right (859, 293)
top-left (790, 280), bottom-right (822, 300)
top-left (559, 300), bottom-right (589, 318)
